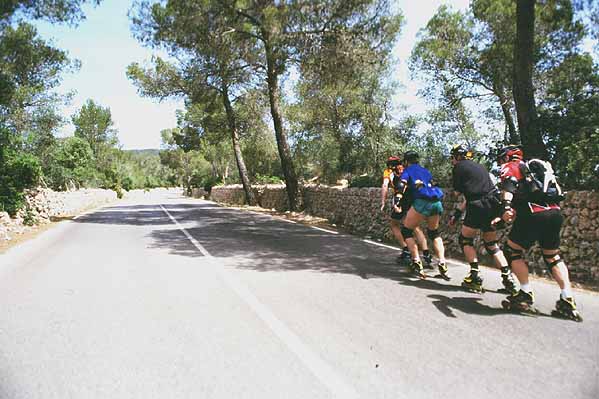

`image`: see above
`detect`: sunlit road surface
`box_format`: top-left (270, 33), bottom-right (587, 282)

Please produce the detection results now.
top-left (1, 190), bottom-right (598, 399)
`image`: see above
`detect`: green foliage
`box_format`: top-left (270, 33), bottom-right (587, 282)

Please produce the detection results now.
top-left (349, 174), bottom-right (380, 188)
top-left (46, 136), bottom-right (95, 190)
top-left (72, 99), bottom-right (117, 157)
top-left (0, 128), bottom-right (41, 215)
top-left (288, 1), bottom-right (404, 183)
top-left (1, 1), bottom-right (102, 26)
top-left (253, 174), bottom-right (283, 185)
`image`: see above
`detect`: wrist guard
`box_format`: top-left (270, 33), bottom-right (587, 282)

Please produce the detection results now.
top-left (501, 199), bottom-right (512, 212)
top-left (393, 194), bottom-right (403, 206)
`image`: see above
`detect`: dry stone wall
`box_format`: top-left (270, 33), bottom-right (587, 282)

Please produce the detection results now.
top-left (0, 188), bottom-right (117, 244)
top-left (209, 185), bottom-right (599, 286)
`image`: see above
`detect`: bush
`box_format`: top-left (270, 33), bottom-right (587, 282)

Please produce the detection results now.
top-left (122, 176), bottom-right (134, 191)
top-left (349, 174), bottom-right (380, 188)
top-left (253, 174), bottom-right (283, 184)
top-left (202, 176), bottom-right (221, 193)
top-left (0, 144), bottom-right (42, 216)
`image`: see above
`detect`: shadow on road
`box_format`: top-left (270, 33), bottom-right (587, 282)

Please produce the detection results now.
top-left (428, 294), bottom-right (507, 318)
top-left (74, 202), bottom-right (509, 294)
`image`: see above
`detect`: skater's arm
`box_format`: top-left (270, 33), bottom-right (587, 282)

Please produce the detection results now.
top-left (381, 172), bottom-right (390, 211)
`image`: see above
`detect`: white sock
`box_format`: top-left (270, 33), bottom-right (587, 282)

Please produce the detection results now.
top-left (521, 283), bottom-right (532, 293)
top-left (561, 289), bottom-right (572, 299)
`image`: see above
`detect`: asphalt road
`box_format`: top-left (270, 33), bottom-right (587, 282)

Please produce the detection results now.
top-left (1, 190), bottom-right (598, 399)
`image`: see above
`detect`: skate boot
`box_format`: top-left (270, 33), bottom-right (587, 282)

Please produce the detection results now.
top-left (552, 297), bottom-right (583, 322)
top-left (410, 259), bottom-right (427, 279)
top-left (396, 248), bottom-right (411, 266)
top-left (501, 290), bottom-right (538, 314)
top-left (461, 270), bottom-right (484, 293)
top-left (422, 252), bottom-right (434, 269)
top-left (437, 262), bottom-right (450, 281)
top-left (499, 271), bottom-right (518, 295)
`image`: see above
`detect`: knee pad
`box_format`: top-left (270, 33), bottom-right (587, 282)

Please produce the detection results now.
top-left (483, 240), bottom-right (501, 255)
top-left (459, 233), bottom-right (474, 248)
top-left (543, 252), bottom-right (565, 272)
top-left (401, 226), bottom-right (414, 239)
top-left (503, 243), bottom-right (524, 266)
top-left (427, 228), bottom-right (440, 240)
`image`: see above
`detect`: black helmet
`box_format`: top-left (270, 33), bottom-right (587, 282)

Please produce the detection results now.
top-left (451, 144), bottom-right (467, 157)
top-left (450, 144), bottom-right (473, 159)
top-left (497, 144), bottom-right (523, 164)
top-left (403, 150), bottom-right (419, 164)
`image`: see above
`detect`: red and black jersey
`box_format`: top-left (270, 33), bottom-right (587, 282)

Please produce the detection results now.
top-left (500, 160), bottom-right (560, 214)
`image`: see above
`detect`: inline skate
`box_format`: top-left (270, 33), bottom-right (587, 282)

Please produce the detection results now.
top-left (437, 262), bottom-right (451, 281)
top-left (410, 260), bottom-right (427, 279)
top-left (501, 290), bottom-right (538, 314)
top-left (498, 271), bottom-right (518, 295)
top-left (551, 297), bottom-right (583, 322)
top-left (461, 270), bottom-right (484, 293)
top-left (422, 252), bottom-right (434, 270)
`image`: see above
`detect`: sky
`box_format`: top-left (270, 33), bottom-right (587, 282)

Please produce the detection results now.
top-left (35, 0), bottom-right (470, 150)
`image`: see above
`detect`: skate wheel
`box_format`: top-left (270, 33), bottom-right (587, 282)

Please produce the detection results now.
top-left (552, 310), bottom-right (583, 322)
top-left (501, 300), bottom-right (511, 310)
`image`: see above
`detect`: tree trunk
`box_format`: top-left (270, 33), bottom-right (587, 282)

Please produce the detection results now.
top-left (221, 84), bottom-right (257, 206)
top-left (494, 83), bottom-right (518, 143)
top-left (513, 0), bottom-right (546, 158)
top-left (262, 31), bottom-right (300, 211)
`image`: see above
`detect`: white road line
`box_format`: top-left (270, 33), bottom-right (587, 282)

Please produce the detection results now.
top-left (279, 218), bottom-right (297, 224)
top-left (311, 226), bottom-right (339, 235)
top-left (363, 239), bottom-right (401, 251)
top-left (159, 205), bottom-right (359, 399)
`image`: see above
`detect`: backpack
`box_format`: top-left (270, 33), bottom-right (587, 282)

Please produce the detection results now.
top-left (521, 159), bottom-right (565, 203)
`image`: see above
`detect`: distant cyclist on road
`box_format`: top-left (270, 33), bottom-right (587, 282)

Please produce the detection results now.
top-left (393, 151), bottom-right (449, 280)
top-left (497, 145), bottom-right (582, 321)
top-left (449, 144), bottom-right (517, 294)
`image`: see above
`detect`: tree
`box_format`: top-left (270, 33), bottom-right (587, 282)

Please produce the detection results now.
top-left (129, 0), bottom-right (259, 205)
top-left (158, 128), bottom-right (212, 194)
top-left (412, 0), bottom-right (594, 160)
top-left (289, 1), bottom-right (402, 181)
top-left (1, 1), bottom-right (101, 26)
top-left (0, 22), bottom-right (74, 155)
top-left (0, 0), bottom-right (101, 214)
top-left (72, 99), bottom-right (117, 157)
top-left (47, 136), bottom-right (94, 189)
top-left (410, 4), bottom-right (518, 144)
top-left (514, 0), bottom-right (546, 157)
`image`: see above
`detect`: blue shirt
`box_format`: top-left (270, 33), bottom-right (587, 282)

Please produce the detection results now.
top-left (401, 164), bottom-right (444, 201)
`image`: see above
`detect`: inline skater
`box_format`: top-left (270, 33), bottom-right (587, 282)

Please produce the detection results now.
top-left (449, 145), bottom-right (517, 294)
top-left (498, 145), bottom-right (582, 321)
top-left (394, 151), bottom-right (449, 280)
top-left (380, 156), bottom-right (431, 267)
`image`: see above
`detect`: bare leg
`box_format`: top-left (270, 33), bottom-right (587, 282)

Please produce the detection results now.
top-left (460, 225), bottom-right (478, 263)
top-left (543, 249), bottom-right (569, 290)
top-left (403, 208), bottom-right (425, 262)
top-left (482, 231), bottom-right (509, 268)
top-left (390, 219), bottom-right (406, 247)
top-left (427, 214), bottom-right (445, 263)
top-left (414, 227), bottom-right (427, 251)
top-left (507, 240), bottom-right (529, 286)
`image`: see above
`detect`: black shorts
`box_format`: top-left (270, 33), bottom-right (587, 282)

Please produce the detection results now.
top-left (508, 209), bottom-right (563, 250)
top-left (463, 198), bottom-right (502, 232)
top-left (390, 200), bottom-right (412, 221)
